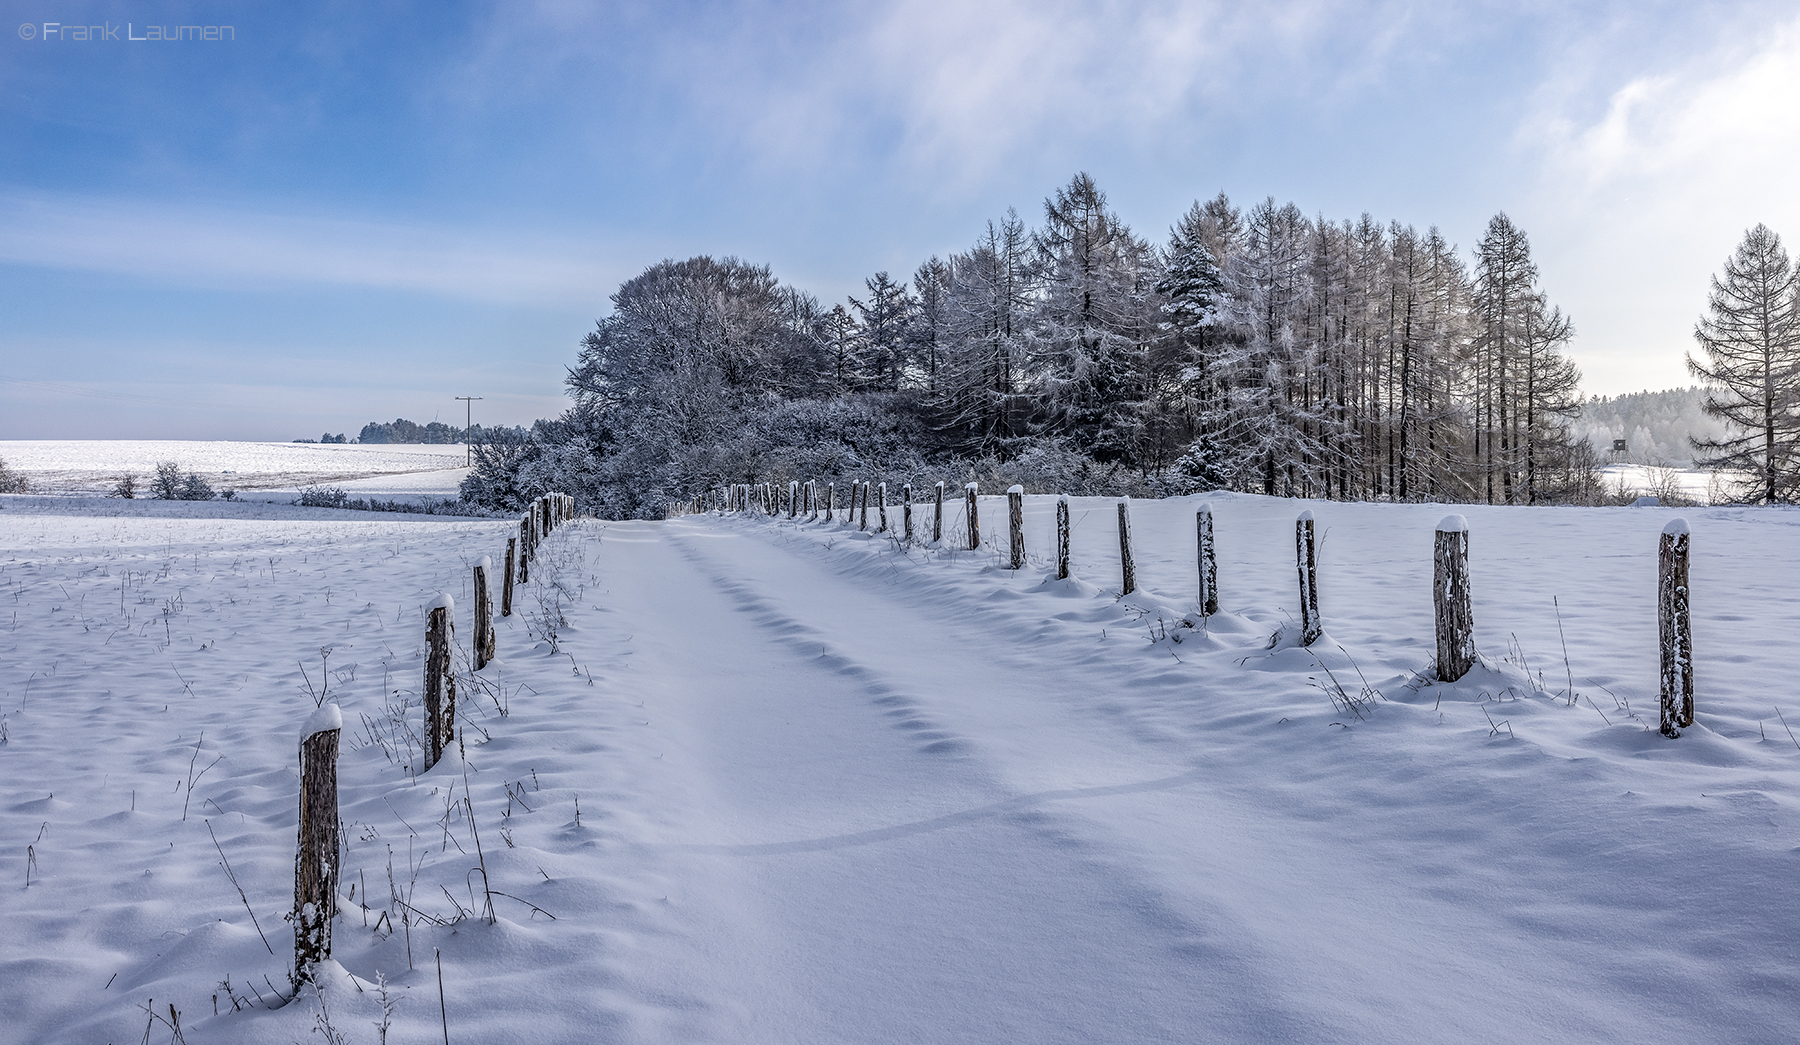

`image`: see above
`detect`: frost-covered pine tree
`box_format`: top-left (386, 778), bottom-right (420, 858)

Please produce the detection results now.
top-left (1688, 224), bottom-right (1800, 503)
top-left (848, 271), bottom-right (913, 392)
top-left (1028, 172), bottom-right (1160, 464)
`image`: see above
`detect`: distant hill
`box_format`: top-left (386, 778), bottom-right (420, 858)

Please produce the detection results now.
top-left (1572, 387), bottom-right (1734, 466)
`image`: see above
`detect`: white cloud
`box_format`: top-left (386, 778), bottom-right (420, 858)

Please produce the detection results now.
top-left (0, 190), bottom-right (632, 307)
top-left (1522, 15), bottom-right (1800, 394)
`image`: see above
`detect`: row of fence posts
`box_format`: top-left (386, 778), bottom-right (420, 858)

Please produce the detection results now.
top-left (292, 491), bottom-right (576, 985)
top-left (709, 481), bottom-right (1697, 739)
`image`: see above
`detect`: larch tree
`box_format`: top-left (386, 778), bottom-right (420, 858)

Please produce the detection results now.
top-left (1688, 223), bottom-right (1800, 503)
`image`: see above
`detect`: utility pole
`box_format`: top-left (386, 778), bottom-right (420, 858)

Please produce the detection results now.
top-left (455, 396), bottom-right (483, 467)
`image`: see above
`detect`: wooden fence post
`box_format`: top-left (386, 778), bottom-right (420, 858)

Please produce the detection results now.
top-left (424, 596), bottom-right (456, 771)
top-left (902, 484), bottom-right (913, 543)
top-left (473, 557), bottom-right (495, 670)
top-left (294, 703), bottom-right (342, 984)
top-left (827, 483), bottom-right (836, 521)
top-left (1660, 519), bottom-right (1693, 737)
top-left (934, 481), bottom-right (945, 543)
top-left (787, 481), bottom-right (797, 518)
top-left (1008, 485), bottom-right (1025, 569)
top-left (848, 481), bottom-right (859, 525)
top-left (502, 538), bottom-right (516, 617)
top-left (1197, 503), bottom-right (1218, 616)
top-left (860, 481), bottom-right (870, 531)
top-left (965, 482), bottom-right (980, 550)
top-left (1117, 498), bottom-right (1136, 595)
top-left (1056, 495), bottom-right (1070, 580)
top-left (878, 482), bottom-right (888, 532)
top-left (1433, 515), bottom-right (1474, 682)
top-left (1296, 511), bottom-right (1321, 646)
top-left (518, 519), bottom-right (531, 583)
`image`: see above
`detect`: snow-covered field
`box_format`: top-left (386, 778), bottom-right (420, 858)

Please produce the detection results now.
top-left (0, 440), bottom-right (470, 499)
top-left (2, 491), bottom-right (1797, 1044)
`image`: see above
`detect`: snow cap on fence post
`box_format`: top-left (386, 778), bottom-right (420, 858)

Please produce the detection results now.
top-left (300, 702), bottom-right (342, 742)
top-left (1437, 513), bottom-right (1468, 533)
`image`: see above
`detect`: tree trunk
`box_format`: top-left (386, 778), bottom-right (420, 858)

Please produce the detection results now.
top-left (1197, 503), bottom-right (1218, 615)
top-left (1296, 512), bottom-right (1321, 645)
top-left (1007, 486), bottom-right (1025, 569)
top-left (1433, 515), bottom-right (1474, 682)
top-left (502, 538), bottom-right (516, 618)
top-left (1117, 499), bottom-right (1136, 595)
top-left (424, 602), bottom-right (456, 771)
top-left (1660, 520), bottom-right (1693, 736)
top-left (294, 707), bottom-right (341, 983)
top-left (1056, 496), bottom-right (1071, 580)
top-left (473, 559), bottom-right (494, 671)
top-left (965, 483), bottom-right (980, 550)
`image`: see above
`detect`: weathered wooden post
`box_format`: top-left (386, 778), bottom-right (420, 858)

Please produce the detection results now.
top-left (1117, 498), bottom-right (1136, 595)
top-left (827, 483), bottom-right (836, 521)
top-left (502, 538), bottom-right (517, 617)
top-left (1433, 515), bottom-right (1474, 682)
top-left (1660, 518), bottom-right (1693, 737)
top-left (848, 481), bottom-right (859, 525)
top-left (965, 482), bottom-right (980, 550)
top-left (1007, 485), bottom-right (1025, 569)
top-left (1056, 495), bottom-right (1071, 580)
top-left (878, 482), bottom-right (888, 532)
top-left (933, 481), bottom-right (945, 543)
top-left (518, 519), bottom-right (531, 584)
top-left (1296, 510), bottom-right (1321, 646)
top-left (1196, 503), bottom-right (1218, 616)
top-left (859, 481), bottom-right (870, 531)
top-left (424, 595), bottom-right (456, 771)
top-left (294, 703), bottom-right (342, 983)
top-left (473, 557), bottom-right (495, 670)
top-left (902, 484), bottom-right (913, 543)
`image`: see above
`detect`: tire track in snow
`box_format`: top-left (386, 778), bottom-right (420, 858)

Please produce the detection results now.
top-left (644, 522), bottom-right (1333, 1044)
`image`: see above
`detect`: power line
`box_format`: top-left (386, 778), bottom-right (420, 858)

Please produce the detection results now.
top-left (455, 396), bottom-right (483, 467)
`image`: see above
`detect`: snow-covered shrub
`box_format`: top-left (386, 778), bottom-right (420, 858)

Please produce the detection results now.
top-left (298, 485), bottom-right (349, 508)
top-left (152, 461), bottom-right (215, 500)
top-left (0, 456), bottom-right (28, 493)
top-left (111, 473), bottom-right (137, 498)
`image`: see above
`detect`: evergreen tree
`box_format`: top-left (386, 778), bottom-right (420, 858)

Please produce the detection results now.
top-left (1688, 224), bottom-right (1800, 503)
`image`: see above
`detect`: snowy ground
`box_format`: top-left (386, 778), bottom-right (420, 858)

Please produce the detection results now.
top-left (0, 440), bottom-right (470, 499)
top-left (2, 492), bottom-right (1798, 1044)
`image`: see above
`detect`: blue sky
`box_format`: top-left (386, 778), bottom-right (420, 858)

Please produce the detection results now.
top-left (3, 0), bottom-right (1798, 439)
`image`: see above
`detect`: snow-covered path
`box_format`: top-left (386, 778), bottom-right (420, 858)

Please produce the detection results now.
top-left (4, 494), bottom-right (1799, 1044)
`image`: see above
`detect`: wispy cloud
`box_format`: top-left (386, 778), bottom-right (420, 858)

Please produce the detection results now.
top-left (0, 190), bottom-right (633, 306)
top-left (1519, 13), bottom-right (1800, 392)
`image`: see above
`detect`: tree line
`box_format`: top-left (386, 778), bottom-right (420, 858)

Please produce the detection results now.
top-left (466, 173), bottom-right (1598, 518)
